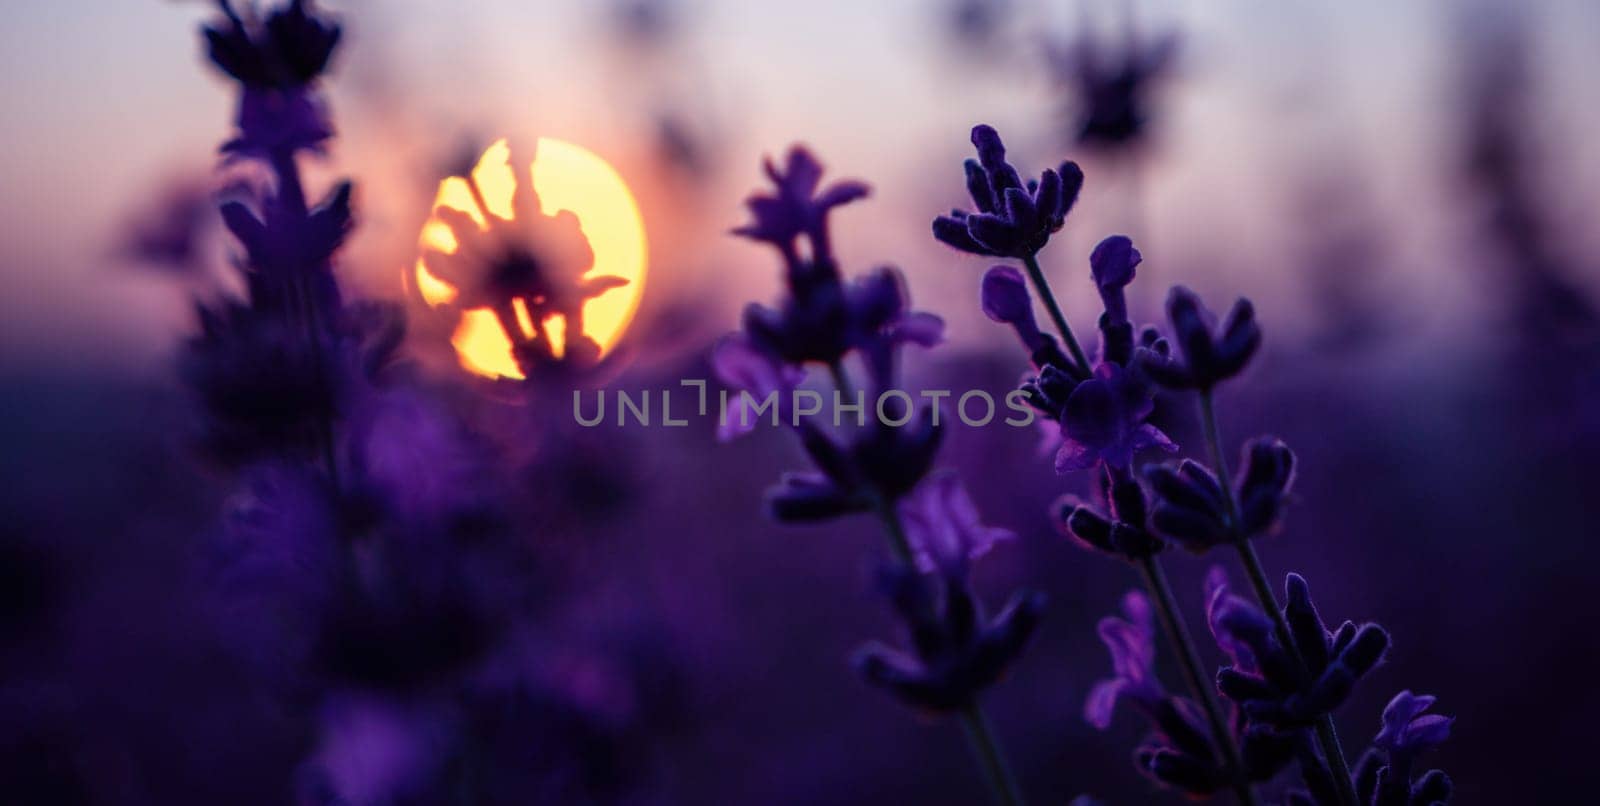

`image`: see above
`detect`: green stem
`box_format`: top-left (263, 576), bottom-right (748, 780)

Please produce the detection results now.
top-left (959, 703), bottom-right (1027, 806)
top-left (1138, 556), bottom-right (1261, 806)
top-left (1198, 389), bottom-right (1359, 806)
top-left (1020, 253), bottom-right (1090, 374)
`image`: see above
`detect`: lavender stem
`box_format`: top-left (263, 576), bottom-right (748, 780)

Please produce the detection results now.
top-left (1137, 555), bottom-right (1261, 806)
top-left (1198, 389), bottom-right (1359, 806)
top-left (958, 702), bottom-right (1027, 806)
top-left (1020, 253), bottom-right (1090, 373)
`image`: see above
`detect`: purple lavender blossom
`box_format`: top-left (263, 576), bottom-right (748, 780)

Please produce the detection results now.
top-left (733, 146), bottom-right (868, 269)
top-left (1034, 362), bottom-right (1176, 473)
top-left (853, 564), bottom-right (1043, 714)
top-left (1208, 571), bottom-right (1390, 730)
top-left (1084, 590), bottom-right (1161, 729)
top-left (1055, 466), bottom-right (1164, 561)
top-left (734, 148), bottom-right (942, 372)
top-left (709, 333), bottom-right (803, 441)
top-left (1291, 692), bottom-right (1454, 806)
top-left (898, 472), bottom-right (1016, 578)
top-left (1137, 285), bottom-right (1261, 390)
top-left (1090, 234), bottom-right (1140, 326)
top-left (765, 410), bottom-right (943, 523)
top-left (981, 265), bottom-right (1074, 370)
top-left (933, 125), bottom-right (1084, 259)
top-left (204, 0), bottom-right (341, 155)
top-left (1144, 436), bottom-right (1296, 551)
top-left (1366, 692), bottom-right (1454, 806)
top-left (1084, 589), bottom-right (1286, 796)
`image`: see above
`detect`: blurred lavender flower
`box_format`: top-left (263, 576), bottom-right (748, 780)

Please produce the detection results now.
top-left (854, 563), bottom-right (1043, 714)
top-left (1137, 285), bottom-right (1260, 391)
top-left (710, 333), bottom-right (803, 441)
top-left (1046, 25), bottom-right (1178, 150)
top-left (733, 148), bottom-right (941, 372)
top-left (899, 471), bottom-right (1016, 578)
top-left (765, 410), bottom-right (943, 523)
top-left (1143, 436), bottom-right (1295, 552)
top-left (1208, 571), bottom-right (1390, 731)
top-left (733, 146), bottom-right (868, 268)
top-left (933, 125), bottom-right (1084, 259)
top-left (204, 0), bottom-right (341, 155)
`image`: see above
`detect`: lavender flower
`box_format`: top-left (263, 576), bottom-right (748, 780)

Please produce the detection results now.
top-left (1090, 235), bottom-right (1139, 326)
top-left (981, 265), bottom-right (1072, 369)
top-left (933, 125), bottom-right (1084, 259)
top-left (204, 0), bottom-right (341, 155)
top-left (1084, 591), bottom-right (1161, 729)
top-left (734, 148), bottom-right (941, 372)
top-left (765, 410), bottom-right (943, 523)
top-left (1027, 362), bottom-right (1175, 473)
top-left (709, 334), bottom-right (803, 441)
top-left (853, 563), bottom-right (1043, 713)
top-left (1055, 467), bottom-right (1163, 561)
top-left (1084, 590), bottom-right (1289, 795)
top-left (1046, 27), bottom-right (1178, 149)
top-left (1143, 436), bottom-right (1295, 551)
top-left (1138, 285), bottom-right (1261, 390)
top-left (898, 472), bottom-right (1016, 578)
top-left (733, 146), bottom-right (868, 269)
top-left (730, 146), bottom-right (1036, 802)
top-left (1209, 571), bottom-right (1390, 730)
top-left (1291, 692), bottom-right (1454, 806)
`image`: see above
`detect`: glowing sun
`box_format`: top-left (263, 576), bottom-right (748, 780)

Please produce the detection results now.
top-left (412, 138), bottom-right (647, 380)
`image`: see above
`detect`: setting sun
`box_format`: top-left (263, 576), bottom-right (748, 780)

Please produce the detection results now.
top-left (413, 138), bottom-right (647, 380)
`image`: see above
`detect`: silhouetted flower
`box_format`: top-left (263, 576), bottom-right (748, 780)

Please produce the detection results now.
top-left (1047, 27), bottom-right (1178, 149)
top-left (854, 565), bottom-right (1043, 713)
top-left (1137, 285), bottom-right (1261, 390)
top-left (1209, 571), bottom-right (1390, 730)
top-left (204, 0), bottom-right (342, 154)
top-left (898, 472), bottom-right (1015, 578)
top-left (1144, 436), bottom-right (1295, 551)
top-left (422, 158), bottom-right (623, 372)
top-left (933, 125), bottom-right (1084, 258)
